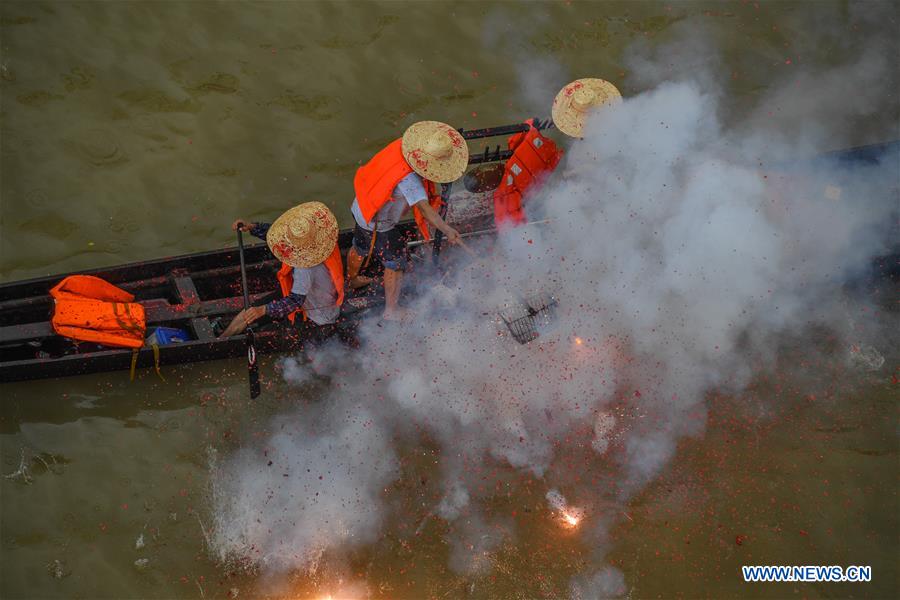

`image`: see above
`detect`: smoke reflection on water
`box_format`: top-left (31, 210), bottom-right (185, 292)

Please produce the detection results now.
top-left (209, 15), bottom-right (898, 598)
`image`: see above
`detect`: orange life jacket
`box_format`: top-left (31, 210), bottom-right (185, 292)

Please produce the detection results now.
top-left (275, 244), bottom-right (345, 324)
top-left (353, 138), bottom-right (444, 241)
top-left (50, 275), bottom-right (146, 348)
top-left (493, 119), bottom-right (563, 228)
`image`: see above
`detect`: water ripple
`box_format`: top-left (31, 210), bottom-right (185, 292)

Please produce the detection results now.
top-left (64, 128), bottom-right (128, 167)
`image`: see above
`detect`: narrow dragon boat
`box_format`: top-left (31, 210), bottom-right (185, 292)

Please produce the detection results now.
top-left (1, 133), bottom-right (897, 383)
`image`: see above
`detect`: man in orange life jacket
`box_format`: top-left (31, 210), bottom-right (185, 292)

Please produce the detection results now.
top-left (221, 202), bottom-right (344, 339)
top-left (347, 120), bottom-right (469, 321)
top-left (493, 78), bottom-right (622, 229)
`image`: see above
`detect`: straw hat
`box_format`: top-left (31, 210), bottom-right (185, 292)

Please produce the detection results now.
top-left (551, 78), bottom-right (622, 138)
top-left (401, 120), bottom-right (469, 183)
top-left (266, 202), bottom-right (338, 269)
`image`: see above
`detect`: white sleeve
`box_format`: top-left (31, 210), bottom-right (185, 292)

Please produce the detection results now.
top-left (290, 268), bottom-right (312, 296)
top-left (396, 172), bottom-right (429, 208)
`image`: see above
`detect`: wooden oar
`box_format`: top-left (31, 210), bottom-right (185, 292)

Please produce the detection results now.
top-left (237, 230), bottom-right (261, 399)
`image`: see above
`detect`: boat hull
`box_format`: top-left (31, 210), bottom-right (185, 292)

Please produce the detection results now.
top-left (1, 139), bottom-right (897, 383)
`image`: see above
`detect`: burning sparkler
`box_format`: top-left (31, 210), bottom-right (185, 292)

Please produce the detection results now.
top-left (561, 509), bottom-right (582, 527)
top-left (546, 489), bottom-right (584, 529)
top-left (313, 592), bottom-right (354, 600)
top-left (305, 578), bottom-right (366, 600)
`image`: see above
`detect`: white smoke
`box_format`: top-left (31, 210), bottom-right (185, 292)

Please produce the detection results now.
top-left (209, 15), bottom-right (898, 597)
top-left (571, 565), bottom-right (627, 600)
top-left (211, 403), bottom-right (398, 573)
top-left (545, 489), bottom-right (571, 514)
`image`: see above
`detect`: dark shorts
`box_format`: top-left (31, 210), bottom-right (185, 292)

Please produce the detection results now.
top-left (352, 224), bottom-right (408, 271)
top-left (295, 317), bottom-right (359, 348)
top-left (248, 306), bottom-right (357, 349)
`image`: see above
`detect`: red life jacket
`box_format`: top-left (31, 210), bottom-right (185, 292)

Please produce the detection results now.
top-left (50, 275), bottom-right (146, 348)
top-left (275, 245), bottom-right (345, 324)
top-left (493, 119), bottom-right (563, 228)
top-left (353, 139), bottom-right (443, 240)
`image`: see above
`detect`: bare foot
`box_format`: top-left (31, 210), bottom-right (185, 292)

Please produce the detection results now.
top-left (382, 307), bottom-right (415, 322)
top-left (349, 275), bottom-right (374, 289)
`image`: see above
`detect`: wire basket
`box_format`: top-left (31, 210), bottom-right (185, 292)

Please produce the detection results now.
top-left (498, 293), bottom-right (557, 344)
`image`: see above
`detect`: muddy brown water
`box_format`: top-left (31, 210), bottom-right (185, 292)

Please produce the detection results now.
top-left (1, 1), bottom-right (898, 598)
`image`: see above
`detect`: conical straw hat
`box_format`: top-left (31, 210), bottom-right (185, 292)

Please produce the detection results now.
top-left (551, 78), bottom-right (622, 138)
top-left (401, 120), bottom-right (469, 183)
top-left (266, 202), bottom-right (338, 269)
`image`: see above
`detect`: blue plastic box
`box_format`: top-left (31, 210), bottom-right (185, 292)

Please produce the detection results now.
top-left (145, 327), bottom-right (190, 346)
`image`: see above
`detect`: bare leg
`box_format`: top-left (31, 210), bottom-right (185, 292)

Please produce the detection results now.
top-left (382, 268), bottom-right (413, 321)
top-left (346, 247), bottom-right (373, 289)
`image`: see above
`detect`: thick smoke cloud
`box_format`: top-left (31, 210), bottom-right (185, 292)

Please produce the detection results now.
top-left (211, 404), bottom-right (398, 573)
top-left (210, 13), bottom-right (897, 597)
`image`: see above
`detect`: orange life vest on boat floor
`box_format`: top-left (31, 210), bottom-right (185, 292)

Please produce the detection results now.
top-left (276, 244), bottom-right (345, 324)
top-left (493, 119), bottom-right (563, 228)
top-left (353, 138), bottom-right (444, 241)
top-left (50, 275), bottom-right (146, 348)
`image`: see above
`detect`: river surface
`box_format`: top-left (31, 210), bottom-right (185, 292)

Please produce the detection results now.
top-left (1, 1), bottom-right (897, 599)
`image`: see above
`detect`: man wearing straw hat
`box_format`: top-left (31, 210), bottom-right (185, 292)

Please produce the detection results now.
top-left (493, 78), bottom-right (622, 228)
top-left (347, 120), bottom-right (468, 321)
top-left (551, 77), bottom-right (622, 139)
top-left (221, 202), bottom-right (344, 338)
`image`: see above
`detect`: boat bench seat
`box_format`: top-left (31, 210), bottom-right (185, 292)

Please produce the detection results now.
top-left (0, 321), bottom-right (54, 343)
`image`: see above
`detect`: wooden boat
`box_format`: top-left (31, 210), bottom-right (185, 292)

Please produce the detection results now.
top-left (0, 222), bottom-right (432, 383)
top-left (0, 120), bottom-right (543, 383)
top-left (1, 135), bottom-right (898, 383)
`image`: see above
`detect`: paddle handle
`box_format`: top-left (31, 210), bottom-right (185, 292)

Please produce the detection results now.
top-left (236, 230), bottom-right (261, 399)
top-left (237, 230), bottom-right (251, 309)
